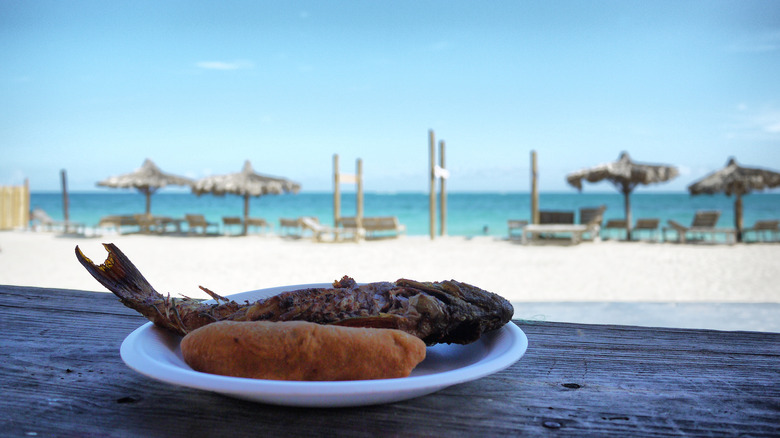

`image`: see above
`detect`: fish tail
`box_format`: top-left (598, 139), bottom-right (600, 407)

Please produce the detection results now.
top-left (75, 243), bottom-right (163, 306)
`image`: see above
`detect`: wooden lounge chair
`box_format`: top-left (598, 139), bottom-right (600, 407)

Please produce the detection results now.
top-left (663, 210), bottom-right (736, 244)
top-left (579, 205), bottom-right (606, 241)
top-left (632, 218), bottom-right (660, 242)
top-left (301, 217), bottom-right (363, 242)
top-left (222, 217), bottom-right (243, 235)
top-left (97, 215), bottom-right (139, 234)
top-left (340, 216), bottom-right (405, 239)
top-left (742, 220), bottom-right (780, 242)
top-left (279, 217), bottom-right (305, 237)
top-left (31, 208), bottom-right (85, 234)
top-left (507, 220), bottom-right (529, 242)
top-left (133, 214), bottom-right (158, 234)
top-left (523, 210), bottom-right (588, 244)
top-left (245, 217), bottom-right (271, 234)
top-left (539, 211), bottom-right (575, 225)
top-left (185, 214), bottom-right (219, 235)
top-left (365, 217), bottom-right (406, 238)
top-left (154, 216), bottom-right (185, 234)
top-left (337, 216), bottom-right (360, 228)
top-left (603, 219), bottom-right (628, 240)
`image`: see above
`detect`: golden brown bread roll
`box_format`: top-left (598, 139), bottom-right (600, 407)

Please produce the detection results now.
top-left (180, 320), bottom-right (427, 381)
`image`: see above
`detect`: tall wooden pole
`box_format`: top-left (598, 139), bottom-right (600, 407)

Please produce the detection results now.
top-left (24, 178), bottom-right (30, 230)
top-left (530, 151), bottom-right (539, 224)
top-left (333, 154), bottom-right (340, 227)
top-left (242, 194), bottom-right (250, 236)
top-left (623, 185), bottom-right (632, 241)
top-left (60, 169), bottom-right (70, 232)
top-left (735, 193), bottom-right (743, 242)
top-left (439, 140), bottom-right (446, 236)
top-left (356, 158), bottom-right (363, 228)
top-left (429, 130), bottom-right (436, 240)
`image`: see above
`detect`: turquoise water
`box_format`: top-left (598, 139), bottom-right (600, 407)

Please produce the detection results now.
top-left (28, 191), bottom-right (780, 237)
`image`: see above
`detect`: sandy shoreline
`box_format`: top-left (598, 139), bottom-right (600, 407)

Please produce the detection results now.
top-left (2, 230), bottom-right (778, 331)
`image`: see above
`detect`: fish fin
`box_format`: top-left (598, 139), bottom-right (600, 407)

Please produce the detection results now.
top-left (75, 243), bottom-right (162, 304)
top-left (331, 314), bottom-right (405, 330)
top-left (198, 285), bottom-right (229, 302)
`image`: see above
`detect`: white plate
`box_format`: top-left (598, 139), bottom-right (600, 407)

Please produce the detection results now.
top-left (120, 283), bottom-right (528, 407)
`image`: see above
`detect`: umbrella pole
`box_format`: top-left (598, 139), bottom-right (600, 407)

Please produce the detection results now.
top-left (243, 194), bottom-right (249, 236)
top-left (143, 188), bottom-right (152, 215)
top-left (735, 193), bottom-right (743, 242)
top-left (622, 186), bottom-right (632, 241)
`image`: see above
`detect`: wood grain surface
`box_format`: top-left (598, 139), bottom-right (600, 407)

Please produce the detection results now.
top-left (1, 285), bottom-right (778, 437)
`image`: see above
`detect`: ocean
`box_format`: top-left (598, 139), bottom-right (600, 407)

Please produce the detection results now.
top-left (28, 191), bottom-right (780, 238)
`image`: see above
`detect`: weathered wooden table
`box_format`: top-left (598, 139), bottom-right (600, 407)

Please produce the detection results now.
top-left (2, 285), bottom-right (778, 437)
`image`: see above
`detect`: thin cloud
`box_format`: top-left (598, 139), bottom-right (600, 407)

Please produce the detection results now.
top-left (196, 60), bottom-right (254, 70)
top-left (726, 31), bottom-right (780, 53)
top-left (750, 108), bottom-right (780, 135)
top-left (764, 117), bottom-right (780, 134)
top-left (727, 104), bottom-right (780, 138)
top-left (427, 40), bottom-right (450, 51)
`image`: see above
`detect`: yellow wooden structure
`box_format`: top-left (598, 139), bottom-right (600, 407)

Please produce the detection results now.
top-left (0, 180), bottom-right (30, 230)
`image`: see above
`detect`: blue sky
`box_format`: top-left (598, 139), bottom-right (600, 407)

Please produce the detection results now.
top-left (2, 0), bottom-right (779, 193)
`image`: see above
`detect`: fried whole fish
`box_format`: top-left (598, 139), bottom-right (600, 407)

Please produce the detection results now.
top-left (75, 244), bottom-right (514, 345)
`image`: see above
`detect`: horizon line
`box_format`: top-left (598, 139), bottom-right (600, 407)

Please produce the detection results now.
top-left (26, 189), bottom-right (780, 196)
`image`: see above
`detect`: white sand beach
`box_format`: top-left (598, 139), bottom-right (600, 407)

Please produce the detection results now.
top-left (1, 231), bottom-right (778, 331)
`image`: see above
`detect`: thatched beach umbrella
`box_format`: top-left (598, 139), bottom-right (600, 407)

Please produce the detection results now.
top-left (567, 152), bottom-right (679, 240)
top-left (97, 158), bottom-right (194, 214)
top-left (688, 157), bottom-right (780, 242)
top-left (192, 160), bottom-right (301, 235)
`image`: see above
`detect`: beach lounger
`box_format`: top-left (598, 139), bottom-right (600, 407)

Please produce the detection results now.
top-left (97, 215), bottom-right (139, 234)
top-left (337, 216), bottom-right (360, 229)
top-left (507, 220), bottom-right (529, 243)
top-left (223, 216), bottom-right (270, 236)
top-left (632, 218), bottom-right (661, 242)
top-left (663, 210), bottom-right (736, 244)
top-left (742, 220), bottom-right (780, 242)
top-left (301, 217), bottom-right (363, 242)
top-left (245, 217), bottom-right (271, 234)
top-left (539, 211), bottom-right (575, 225)
top-left (222, 217), bottom-right (243, 235)
top-left (603, 219), bottom-right (628, 240)
top-left (185, 214), bottom-right (219, 235)
top-left (279, 217), bottom-right (305, 237)
top-left (579, 205), bottom-right (606, 241)
top-left (133, 214), bottom-right (158, 234)
top-left (31, 208), bottom-right (85, 234)
top-left (339, 216), bottom-right (405, 239)
top-left (155, 216), bottom-right (185, 234)
top-left (523, 210), bottom-right (589, 244)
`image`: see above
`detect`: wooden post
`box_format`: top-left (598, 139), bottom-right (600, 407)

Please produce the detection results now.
top-left (24, 178), bottom-right (30, 230)
top-left (439, 140), bottom-right (446, 236)
top-left (623, 186), bottom-right (632, 241)
top-left (530, 151), bottom-right (539, 224)
top-left (735, 193), bottom-right (743, 242)
top-left (242, 194), bottom-right (250, 236)
top-left (60, 169), bottom-right (70, 233)
top-left (334, 154), bottom-right (362, 232)
top-left (356, 158), bottom-right (363, 228)
top-left (429, 130), bottom-right (436, 240)
top-left (333, 154), bottom-right (340, 227)
top-left (22, 178), bottom-right (32, 229)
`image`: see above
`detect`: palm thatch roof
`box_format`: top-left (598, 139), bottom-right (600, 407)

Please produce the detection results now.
top-left (567, 152), bottom-right (679, 191)
top-left (688, 158), bottom-right (780, 196)
top-left (97, 159), bottom-right (194, 213)
top-left (192, 160), bottom-right (301, 235)
top-left (566, 152), bottom-right (678, 239)
top-left (688, 157), bottom-right (780, 241)
top-left (192, 160), bottom-right (300, 197)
